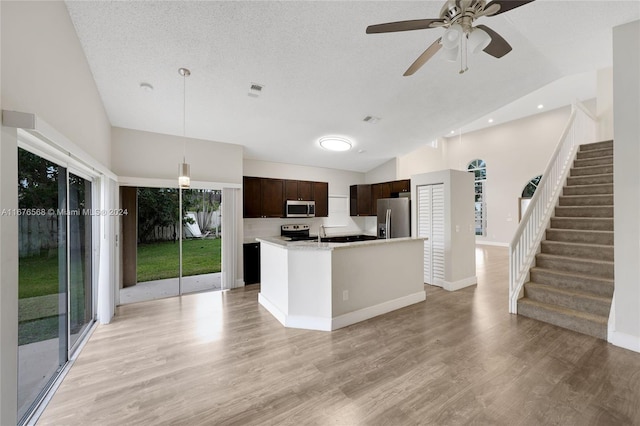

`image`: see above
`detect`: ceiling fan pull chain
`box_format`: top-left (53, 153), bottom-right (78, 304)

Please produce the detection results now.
top-left (459, 36), bottom-right (464, 74)
top-left (464, 33), bottom-right (469, 73)
top-left (460, 32), bottom-right (468, 74)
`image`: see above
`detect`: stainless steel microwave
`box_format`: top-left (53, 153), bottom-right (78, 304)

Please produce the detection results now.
top-left (286, 200), bottom-right (315, 217)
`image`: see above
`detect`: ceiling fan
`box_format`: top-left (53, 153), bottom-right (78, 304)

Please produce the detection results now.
top-left (366, 0), bottom-right (536, 75)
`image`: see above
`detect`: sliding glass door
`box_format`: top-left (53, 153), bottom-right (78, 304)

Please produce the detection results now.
top-left (17, 148), bottom-right (68, 421)
top-left (68, 173), bottom-right (93, 350)
top-left (17, 148), bottom-right (95, 423)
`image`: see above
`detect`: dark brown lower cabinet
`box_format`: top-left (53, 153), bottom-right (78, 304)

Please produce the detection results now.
top-left (243, 242), bottom-right (261, 284)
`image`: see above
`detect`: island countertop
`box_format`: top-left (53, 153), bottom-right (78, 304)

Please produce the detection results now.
top-left (256, 235), bottom-right (427, 251)
top-left (257, 235), bottom-right (427, 331)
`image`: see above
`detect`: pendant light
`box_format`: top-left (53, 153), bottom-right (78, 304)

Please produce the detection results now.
top-left (178, 67), bottom-right (191, 188)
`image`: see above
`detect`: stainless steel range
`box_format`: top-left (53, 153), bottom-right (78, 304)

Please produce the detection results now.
top-left (281, 224), bottom-right (318, 241)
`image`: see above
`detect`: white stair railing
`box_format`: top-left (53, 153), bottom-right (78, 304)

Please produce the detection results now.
top-left (509, 101), bottom-right (597, 313)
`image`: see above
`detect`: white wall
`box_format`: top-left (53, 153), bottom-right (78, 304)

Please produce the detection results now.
top-left (1, 2), bottom-right (113, 423)
top-left (444, 106), bottom-right (571, 245)
top-left (365, 158), bottom-right (397, 183)
top-left (612, 20), bottom-right (640, 352)
top-left (112, 127), bottom-right (243, 184)
top-left (1, 1), bottom-right (112, 169)
top-left (597, 67), bottom-right (614, 142)
top-left (397, 138), bottom-right (448, 179)
top-left (243, 159), bottom-right (370, 238)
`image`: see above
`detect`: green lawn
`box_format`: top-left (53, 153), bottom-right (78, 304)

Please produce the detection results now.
top-left (18, 238), bottom-right (222, 297)
top-left (19, 251), bottom-right (59, 299)
top-left (137, 238), bottom-right (221, 282)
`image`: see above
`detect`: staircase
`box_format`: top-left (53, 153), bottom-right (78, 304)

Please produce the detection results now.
top-left (517, 140), bottom-right (614, 339)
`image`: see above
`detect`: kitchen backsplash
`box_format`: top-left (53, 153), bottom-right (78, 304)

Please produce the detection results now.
top-left (243, 216), bottom-right (376, 242)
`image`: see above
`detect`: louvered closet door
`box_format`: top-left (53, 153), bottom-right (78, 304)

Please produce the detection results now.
top-left (418, 184), bottom-right (445, 285)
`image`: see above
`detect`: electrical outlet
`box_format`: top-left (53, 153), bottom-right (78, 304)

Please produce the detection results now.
top-left (343, 290), bottom-right (349, 301)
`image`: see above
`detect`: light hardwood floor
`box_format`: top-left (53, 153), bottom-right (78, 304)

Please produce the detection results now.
top-left (38, 246), bottom-right (640, 425)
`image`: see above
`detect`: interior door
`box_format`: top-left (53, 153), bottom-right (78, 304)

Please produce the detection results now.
top-left (418, 184), bottom-right (445, 286)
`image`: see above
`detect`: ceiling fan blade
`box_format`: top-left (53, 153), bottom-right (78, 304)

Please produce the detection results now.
top-left (366, 19), bottom-right (445, 34)
top-left (483, 0), bottom-right (536, 16)
top-left (476, 25), bottom-right (512, 58)
top-left (404, 38), bottom-right (442, 76)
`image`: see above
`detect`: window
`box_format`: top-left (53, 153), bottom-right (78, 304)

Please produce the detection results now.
top-left (467, 159), bottom-right (486, 236)
top-left (522, 175), bottom-right (542, 198)
top-left (519, 175), bottom-right (542, 221)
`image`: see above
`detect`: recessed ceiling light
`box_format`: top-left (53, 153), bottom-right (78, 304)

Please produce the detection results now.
top-left (140, 82), bottom-right (154, 92)
top-left (537, 104), bottom-right (544, 109)
top-left (450, 130), bottom-right (455, 134)
top-left (488, 118), bottom-right (494, 123)
top-left (319, 136), bottom-right (352, 152)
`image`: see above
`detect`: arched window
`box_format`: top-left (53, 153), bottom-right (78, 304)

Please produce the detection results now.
top-left (467, 159), bottom-right (486, 236)
top-left (521, 175), bottom-right (542, 198)
top-left (519, 175), bottom-right (542, 221)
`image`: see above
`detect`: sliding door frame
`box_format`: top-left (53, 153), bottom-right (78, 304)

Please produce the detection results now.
top-left (16, 131), bottom-right (101, 424)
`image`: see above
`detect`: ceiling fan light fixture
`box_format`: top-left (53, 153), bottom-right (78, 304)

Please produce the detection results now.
top-left (468, 27), bottom-right (491, 54)
top-left (319, 136), bottom-right (352, 152)
top-left (442, 44), bottom-right (459, 62)
top-left (442, 23), bottom-right (463, 50)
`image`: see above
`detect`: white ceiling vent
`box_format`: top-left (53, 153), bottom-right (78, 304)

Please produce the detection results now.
top-left (363, 115), bottom-right (381, 124)
top-left (248, 83), bottom-right (264, 97)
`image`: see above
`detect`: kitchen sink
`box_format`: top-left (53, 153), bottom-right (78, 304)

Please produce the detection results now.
top-left (321, 234), bottom-right (378, 243)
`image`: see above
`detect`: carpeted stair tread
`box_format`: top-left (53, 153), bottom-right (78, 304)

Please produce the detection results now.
top-left (563, 183), bottom-right (613, 196)
top-left (577, 148), bottom-right (613, 160)
top-left (545, 228), bottom-right (614, 245)
top-left (570, 164), bottom-right (614, 177)
top-left (566, 174), bottom-right (613, 186)
top-left (573, 156), bottom-right (613, 168)
top-left (535, 253), bottom-right (613, 279)
top-left (554, 206), bottom-right (613, 218)
top-left (524, 282), bottom-right (612, 317)
top-left (559, 194), bottom-right (613, 206)
top-left (530, 267), bottom-right (614, 297)
top-left (550, 217), bottom-right (613, 231)
top-left (579, 140), bottom-right (613, 151)
top-left (540, 240), bottom-right (614, 261)
top-left (517, 298), bottom-right (608, 339)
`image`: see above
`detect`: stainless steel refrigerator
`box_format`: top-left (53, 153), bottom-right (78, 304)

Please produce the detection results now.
top-left (377, 198), bottom-right (410, 239)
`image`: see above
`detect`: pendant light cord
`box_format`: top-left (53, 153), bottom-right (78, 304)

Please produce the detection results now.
top-left (182, 71), bottom-right (186, 162)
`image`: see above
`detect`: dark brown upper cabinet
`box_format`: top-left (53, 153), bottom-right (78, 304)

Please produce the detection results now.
top-left (391, 179), bottom-right (410, 194)
top-left (313, 182), bottom-right (329, 217)
top-left (350, 179), bottom-right (411, 216)
top-left (371, 182), bottom-right (392, 215)
top-left (285, 180), bottom-right (314, 201)
top-left (350, 184), bottom-right (372, 216)
top-left (243, 177), bottom-right (328, 218)
top-left (243, 176), bottom-right (285, 218)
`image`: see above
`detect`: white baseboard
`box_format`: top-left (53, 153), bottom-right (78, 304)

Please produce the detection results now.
top-left (475, 241), bottom-right (509, 247)
top-left (442, 276), bottom-right (477, 291)
top-left (331, 291), bottom-right (426, 330)
top-left (258, 293), bottom-right (287, 326)
top-left (608, 330), bottom-right (640, 353)
top-left (259, 291), bottom-right (426, 332)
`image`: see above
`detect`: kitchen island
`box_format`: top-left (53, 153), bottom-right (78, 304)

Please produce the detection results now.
top-left (256, 236), bottom-right (427, 331)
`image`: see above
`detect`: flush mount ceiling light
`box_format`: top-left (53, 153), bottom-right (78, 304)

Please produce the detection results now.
top-left (319, 136), bottom-right (352, 152)
top-left (537, 104), bottom-right (544, 109)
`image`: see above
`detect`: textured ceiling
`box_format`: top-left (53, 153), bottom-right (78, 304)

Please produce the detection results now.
top-left (65, 1), bottom-right (639, 172)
